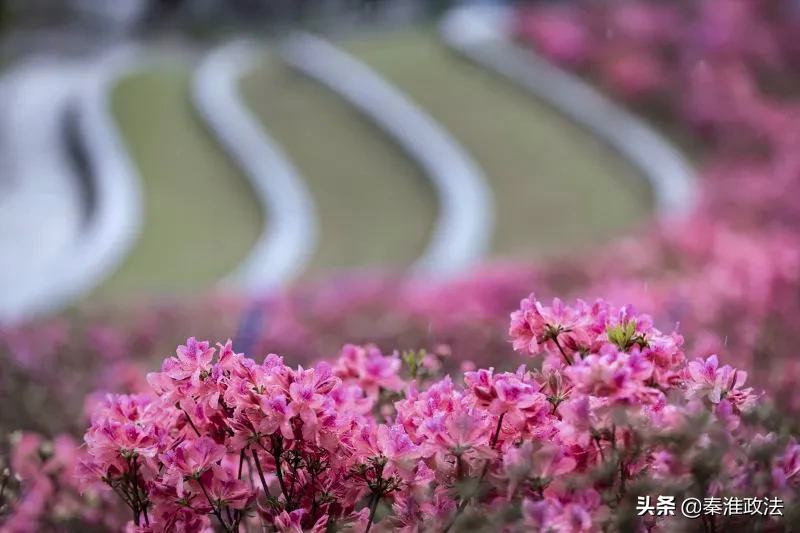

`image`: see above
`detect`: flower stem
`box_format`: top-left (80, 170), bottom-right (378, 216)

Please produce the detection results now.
top-left (553, 336), bottom-right (574, 366)
top-left (264, 437), bottom-right (291, 505)
top-left (237, 449), bottom-right (245, 480)
top-left (251, 448), bottom-right (274, 501)
top-left (310, 468), bottom-right (319, 523)
top-left (198, 474), bottom-right (231, 533)
top-left (287, 454), bottom-right (299, 510)
top-left (364, 491), bottom-right (381, 533)
top-left (128, 456), bottom-right (143, 526)
top-left (180, 408), bottom-right (202, 437)
top-left (594, 436), bottom-right (606, 463)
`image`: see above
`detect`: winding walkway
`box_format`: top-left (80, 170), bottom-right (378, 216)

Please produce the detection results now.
top-left (0, 59), bottom-right (86, 323)
top-left (439, 5), bottom-right (697, 218)
top-left (0, 6), bottom-right (698, 323)
top-left (0, 50), bottom-right (143, 324)
top-left (193, 40), bottom-right (318, 292)
top-left (58, 46), bottom-right (145, 309)
top-left (281, 32), bottom-right (494, 278)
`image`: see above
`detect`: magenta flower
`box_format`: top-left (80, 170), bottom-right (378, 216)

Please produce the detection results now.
top-left (685, 354), bottom-right (759, 411)
top-left (334, 344), bottom-right (404, 395)
top-left (772, 438), bottom-right (800, 489)
top-left (71, 278), bottom-right (777, 533)
top-left (522, 497), bottom-right (596, 532)
top-left (197, 466), bottom-right (253, 510)
top-left (565, 347), bottom-right (657, 404)
top-left (502, 441), bottom-right (577, 498)
top-left (427, 407), bottom-right (495, 461)
top-left (161, 437), bottom-right (226, 479)
top-left (510, 294), bottom-right (592, 357)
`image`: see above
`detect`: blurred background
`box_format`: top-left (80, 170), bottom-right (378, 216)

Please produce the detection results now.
top-left (7, 2), bottom-right (800, 528)
top-left (0, 0), bottom-right (662, 325)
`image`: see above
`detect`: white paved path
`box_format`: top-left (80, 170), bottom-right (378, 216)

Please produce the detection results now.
top-left (0, 59), bottom-right (86, 322)
top-left (439, 5), bottom-right (698, 218)
top-left (282, 32), bottom-right (494, 279)
top-left (193, 41), bottom-right (318, 293)
top-left (0, 48), bottom-right (144, 324)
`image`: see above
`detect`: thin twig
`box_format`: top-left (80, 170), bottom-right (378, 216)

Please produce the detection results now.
top-left (364, 492), bottom-right (380, 533)
top-left (251, 448), bottom-right (272, 499)
top-left (552, 336), bottom-right (574, 366)
top-left (199, 475), bottom-right (231, 533)
top-left (180, 408), bottom-right (202, 437)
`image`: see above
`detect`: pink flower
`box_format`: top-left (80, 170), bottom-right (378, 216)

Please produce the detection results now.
top-left (287, 382), bottom-right (327, 441)
top-left (274, 509), bottom-right (305, 533)
top-left (517, 7), bottom-right (592, 67)
top-left (162, 437), bottom-right (226, 479)
top-left (685, 355), bottom-right (759, 411)
top-left (523, 495), bottom-right (600, 532)
top-left (148, 470), bottom-right (212, 518)
top-left (420, 485), bottom-right (458, 523)
top-left (155, 337), bottom-right (215, 385)
top-left (556, 396), bottom-right (597, 447)
top-left (334, 344), bottom-right (404, 395)
top-left (772, 438), bottom-right (800, 489)
top-left (425, 407), bottom-right (496, 461)
top-left (71, 289), bottom-right (774, 533)
top-left (510, 294), bottom-right (592, 357)
top-left (565, 347), bottom-right (658, 405)
top-left (463, 367), bottom-right (497, 406)
top-left (273, 509), bottom-right (327, 533)
top-left (197, 466), bottom-right (253, 510)
top-left (502, 441), bottom-right (577, 497)
top-left (376, 424), bottom-right (419, 463)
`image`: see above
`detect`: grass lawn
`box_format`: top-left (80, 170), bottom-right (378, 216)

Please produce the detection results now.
top-left (88, 69), bottom-right (264, 303)
top-left (345, 30), bottom-right (653, 260)
top-left (240, 56), bottom-right (437, 280)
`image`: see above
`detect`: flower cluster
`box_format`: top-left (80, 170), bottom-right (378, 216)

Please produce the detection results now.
top-left (509, 0), bottom-right (800, 399)
top-left (7, 2), bottom-right (800, 530)
top-left (73, 296), bottom-right (799, 532)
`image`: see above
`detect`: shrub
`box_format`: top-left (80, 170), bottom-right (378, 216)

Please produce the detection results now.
top-left (2, 295), bottom-right (793, 532)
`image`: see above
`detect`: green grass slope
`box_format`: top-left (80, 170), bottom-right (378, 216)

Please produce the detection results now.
top-left (90, 69), bottom-right (264, 302)
top-left (240, 56), bottom-right (437, 279)
top-left (346, 30), bottom-right (652, 259)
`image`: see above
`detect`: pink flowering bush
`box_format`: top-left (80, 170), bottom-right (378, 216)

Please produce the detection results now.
top-left (515, 5), bottom-right (592, 68)
top-left (7, 1), bottom-right (800, 530)
top-left (16, 295), bottom-right (793, 532)
top-left (0, 294), bottom-right (242, 435)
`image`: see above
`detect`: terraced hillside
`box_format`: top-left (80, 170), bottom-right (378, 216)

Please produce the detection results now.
top-left (240, 56), bottom-right (438, 280)
top-left (89, 68), bottom-right (264, 302)
top-left (345, 30), bottom-right (652, 259)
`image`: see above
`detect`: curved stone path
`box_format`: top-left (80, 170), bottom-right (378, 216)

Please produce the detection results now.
top-left (57, 46), bottom-right (145, 310)
top-left (0, 49), bottom-right (144, 324)
top-left (281, 32), bottom-right (494, 279)
top-left (0, 7), bottom-right (698, 323)
top-left (439, 5), bottom-right (698, 218)
top-left (193, 40), bottom-right (318, 293)
top-left (0, 59), bottom-right (86, 323)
